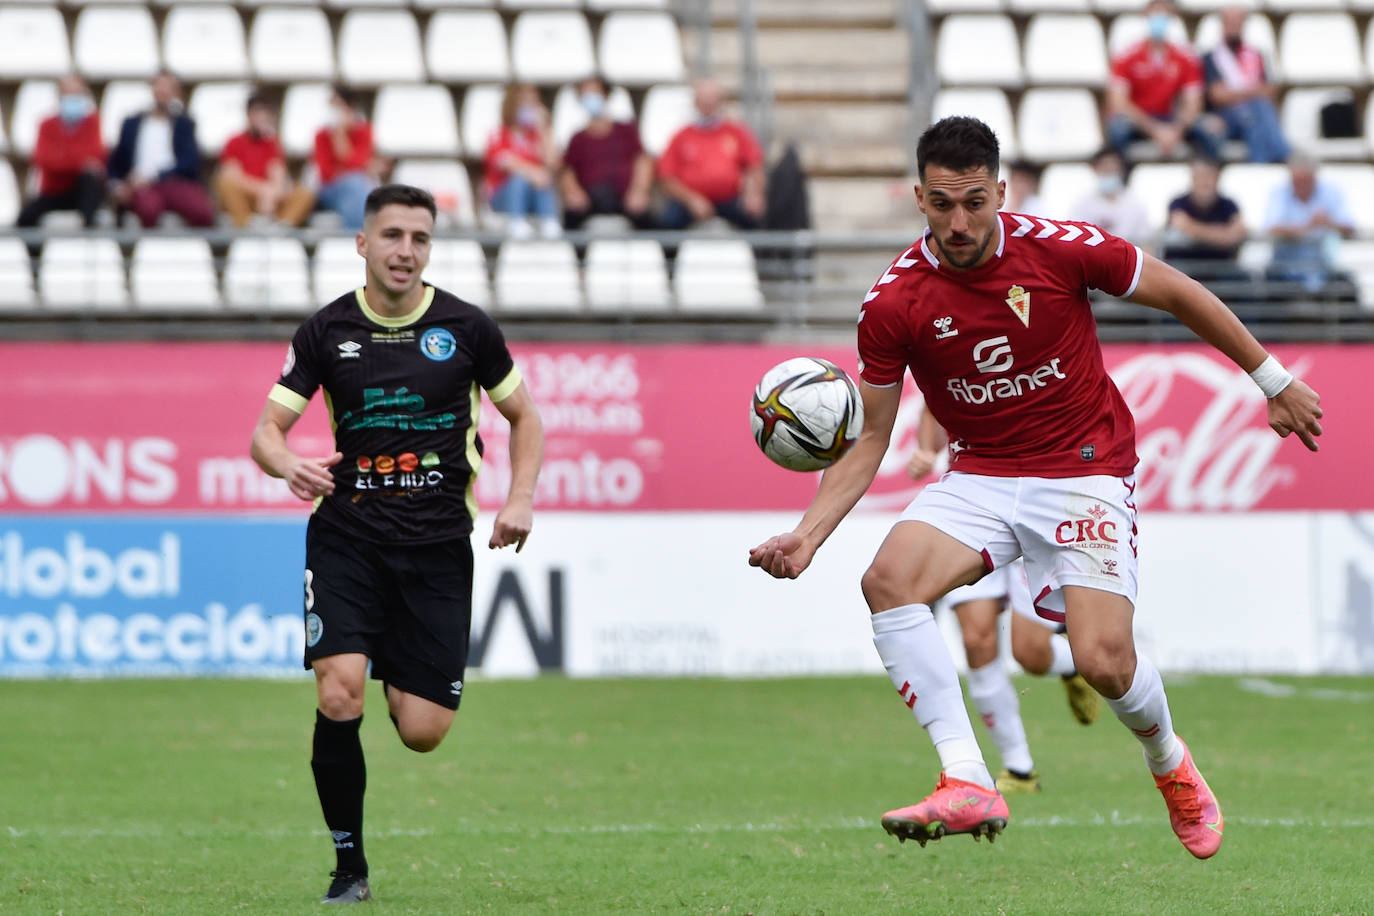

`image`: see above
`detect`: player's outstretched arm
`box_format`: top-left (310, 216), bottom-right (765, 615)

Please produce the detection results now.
top-left (489, 381), bottom-right (543, 552)
top-left (1128, 253), bottom-right (1324, 452)
top-left (749, 381), bottom-right (903, 579)
top-left (249, 399), bottom-right (344, 501)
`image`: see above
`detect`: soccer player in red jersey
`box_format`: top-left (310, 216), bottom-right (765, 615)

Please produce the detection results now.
top-left (749, 117), bottom-right (1323, 857)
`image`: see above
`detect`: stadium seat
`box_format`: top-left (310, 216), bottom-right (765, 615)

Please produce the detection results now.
top-left (932, 89), bottom-right (1017, 158)
top-left (598, 12), bottom-right (686, 86)
top-left (250, 7), bottom-right (335, 81)
top-left (1280, 88), bottom-right (1369, 161)
top-left (414, 0), bottom-right (497, 8)
top-left (1173, 0), bottom-right (1231, 12)
top-left (1236, 238), bottom-right (1270, 274)
top-left (163, 5), bottom-right (249, 80)
top-left (1266, 0), bottom-right (1347, 12)
top-left (673, 239), bottom-right (765, 312)
top-left (187, 82), bottom-right (253, 156)
top-left (72, 6), bottom-right (159, 80)
top-left (391, 159), bottom-right (477, 229)
top-left (100, 80), bottom-right (154, 148)
top-left (224, 237), bottom-right (314, 313)
top-left (424, 239), bottom-right (491, 306)
top-left (10, 81), bottom-right (57, 158)
top-left (1126, 162), bottom-right (1190, 236)
top-left (0, 160), bottom-right (20, 229)
top-left (1009, 0), bottom-right (1090, 12)
top-left (494, 240), bottom-right (583, 311)
top-left (1321, 164), bottom-right (1374, 234)
top-left (39, 238), bottom-right (129, 312)
top-left (337, 10), bottom-right (425, 85)
top-left (0, 105), bottom-right (7, 155)
top-left (425, 10), bottom-right (510, 83)
top-left (0, 238), bottom-right (36, 313)
top-left (587, 0), bottom-right (669, 8)
top-left (325, 0), bottom-right (407, 8)
top-left (312, 236), bottom-right (363, 303)
top-left (1016, 88), bottom-right (1102, 161)
top-left (1193, 12), bottom-right (1277, 69)
top-left (0, 7), bottom-right (70, 80)
top-left (281, 82), bottom-right (333, 158)
top-left (372, 84), bottom-right (461, 158)
top-left (501, 0), bottom-right (580, 7)
top-left (1024, 14), bottom-right (1108, 86)
top-left (510, 11), bottom-right (596, 84)
top-left (937, 16), bottom-right (1023, 87)
top-left (638, 83), bottom-right (694, 156)
top-left (1038, 162), bottom-right (1096, 221)
top-left (1094, 0), bottom-right (1149, 13)
top-left (550, 83), bottom-right (635, 148)
top-left (1218, 163), bottom-right (1287, 232)
top-left (130, 238), bottom-right (221, 312)
top-left (585, 239), bottom-right (671, 312)
top-left (1366, 19), bottom-right (1374, 81)
top-left (1278, 14), bottom-right (1363, 85)
top-left (459, 83), bottom-right (505, 160)
top-left (1108, 13), bottom-right (1189, 57)
top-left (925, 0), bottom-right (1001, 11)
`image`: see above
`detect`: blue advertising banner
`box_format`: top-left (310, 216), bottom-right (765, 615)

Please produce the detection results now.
top-left (0, 517), bottom-right (308, 677)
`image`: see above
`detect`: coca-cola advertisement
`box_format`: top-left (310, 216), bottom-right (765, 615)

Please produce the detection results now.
top-left (0, 342), bottom-right (1364, 514)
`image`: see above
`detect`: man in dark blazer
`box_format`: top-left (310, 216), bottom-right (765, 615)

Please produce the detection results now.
top-left (107, 70), bottom-right (215, 228)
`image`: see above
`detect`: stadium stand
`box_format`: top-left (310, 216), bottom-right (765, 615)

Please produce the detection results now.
top-left (0, 7), bottom-right (71, 80)
top-left (0, 237), bottom-right (36, 312)
top-left (494, 239), bottom-right (584, 311)
top-left (162, 5), bottom-right (250, 82)
top-left (131, 237), bottom-right (221, 311)
top-left (336, 10), bottom-right (425, 84)
top-left (223, 236), bottom-right (314, 313)
top-left (249, 7), bottom-right (336, 82)
top-left (584, 237), bottom-right (672, 312)
top-left (425, 10), bottom-right (512, 84)
top-left (188, 82), bottom-right (254, 156)
top-left (510, 11), bottom-right (597, 84)
top-left (372, 84), bottom-right (462, 159)
top-left (73, 6), bottom-right (161, 82)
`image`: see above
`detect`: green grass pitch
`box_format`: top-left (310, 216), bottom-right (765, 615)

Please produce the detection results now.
top-left (2, 675), bottom-right (1372, 914)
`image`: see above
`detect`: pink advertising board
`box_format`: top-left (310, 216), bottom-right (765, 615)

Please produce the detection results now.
top-left (0, 341), bottom-right (1366, 514)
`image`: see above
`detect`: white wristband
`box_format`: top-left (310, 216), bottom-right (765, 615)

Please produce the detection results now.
top-left (1249, 355), bottom-right (1293, 399)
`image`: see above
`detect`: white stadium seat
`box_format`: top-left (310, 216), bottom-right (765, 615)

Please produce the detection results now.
top-left (281, 83), bottom-right (333, 159)
top-left (73, 6), bottom-right (159, 80)
top-left (1320, 164), bottom-right (1374, 234)
top-left (1094, 0), bottom-right (1146, 12)
top-left (1038, 162), bottom-right (1096, 221)
top-left (391, 159), bottom-right (477, 229)
top-left (1278, 13), bottom-right (1363, 85)
top-left (510, 11), bottom-right (596, 84)
top-left (494, 240), bottom-right (583, 311)
top-left (10, 81), bottom-right (57, 157)
top-left (585, 239), bottom-right (671, 312)
top-left (587, 0), bottom-right (669, 7)
top-left (224, 237), bottom-right (314, 313)
top-left (414, 0), bottom-right (497, 8)
top-left (325, 0), bottom-right (407, 8)
top-left (1267, 0), bottom-right (1348, 12)
top-left (250, 7), bottom-right (335, 81)
top-left (598, 11), bottom-right (686, 86)
top-left (130, 238), bottom-right (220, 312)
top-left (40, 238), bottom-right (129, 312)
top-left (0, 105), bottom-right (7, 155)
top-left (0, 7), bottom-right (70, 79)
top-left (932, 89), bottom-right (1017, 158)
top-left (1280, 88), bottom-right (1369, 161)
top-left (1193, 12), bottom-right (1276, 66)
top-left (937, 16), bottom-right (1023, 87)
top-left (0, 238), bottom-right (36, 313)
top-left (459, 83), bottom-right (505, 160)
top-left (1016, 88), bottom-right (1102, 161)
top-left (1126, 162), bottom-right (1190, 237)
top-left (1024, 14), bottom-right (1108, 86)
top-left (163, 6), bottom-right (249, 80)
top-left (337, 10), bottom-right (425, 85)
top-left (673, 239), bottom-right (764, 312)
top-left (425, 10), bottom-right (510, 83)
top-left (1108, 13), bottom-right (1188, 57)
top-left (312, 237), bottom-right (362, 303)
top-left (501, 0), bottom-right (580, 7)
top-left (638, 83), bottom-right (694, 156)
top-left (926, 0), bottom-right (1001, 11)
top-left (372, 84), bottom-right (461, 158)
top-left (0, 161), bottom-right (20, 231)
top-left (1173, 0), bottom-right (1231, 13)
top-left (1218, 163), bottom-right (1287, 232)
top-left (424, 239), bottom-right (491, 306)
top-left (100, 80), bottom-right (154, 148)
top-left (187, 82), bottom-right (253, 156)
top-left (1009, 0), bottom-right (1089, 13)
top-left (550, 83), bottom-right (635, 148)
top-left (1366, 19), bottom-right (1374, 81)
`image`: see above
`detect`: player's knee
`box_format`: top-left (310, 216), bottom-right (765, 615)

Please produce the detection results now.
top-left (962, 627), bottom-right (998, 668)
top-left (317, 678), bottom-right (365, 721)
top-left (1071, 638), bottom-right (1134, 698)
top-left (398, 722), bottom-right (450, 753)
top-left (861, 559), bottom-right (930, 611)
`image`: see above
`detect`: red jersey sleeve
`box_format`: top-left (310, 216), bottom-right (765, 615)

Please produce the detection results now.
top-left (732, 122), bottom-right (763, 169)
top-left (856, 266), bottom-right (914, 388)
top-left (1060, 222), bottom-right (1142, 299)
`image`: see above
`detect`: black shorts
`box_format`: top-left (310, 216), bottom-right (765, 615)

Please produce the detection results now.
top-left (304, 516), bottom-right (474, 710)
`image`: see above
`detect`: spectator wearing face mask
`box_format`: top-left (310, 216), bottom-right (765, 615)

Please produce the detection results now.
top-left (216, 92), bottom-right (316, 228)
top-left (657, 77), bottom-right (765, 230)
top-left (107, 69), bottom-right (215, 228)
top-left (484, 83), bottom-right (561, 239)
top-left (1202, 4), bottom-right (1288, 164)
top-left (16, 73), bottom-right (105, 228)
top-left (1070, 147), bottom-right (1152, 244)
top-left (312, 86), bottom-right (378, 230)
top-left (558, 76), bottom-right (655, 231)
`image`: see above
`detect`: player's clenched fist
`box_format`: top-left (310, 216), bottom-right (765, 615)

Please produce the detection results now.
top-left (748, 532), bottom-right (814, 579)
top-left (489, 501), bottom-right (533, 552)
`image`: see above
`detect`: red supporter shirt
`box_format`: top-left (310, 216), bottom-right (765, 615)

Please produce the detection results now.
top-left (857, 212), bottom-right (1143, 478)
top-left (313, 122), bottom-right (373, 185)
top-left (656, 121), bottom-right (763, 203)
top-left (31, 114), bottom-right (105, 196)
top-left (220, 130), bottom-right (284, 180)
top-left (483, 124), bottom-right (548, 198)
top-left (563, 121), bottom-right (643, 196)
top-left (1111, 40), bottom-right (1204, 118)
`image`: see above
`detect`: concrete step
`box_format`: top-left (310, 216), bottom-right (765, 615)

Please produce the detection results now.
top-left (773, 101), bottom-right (911, 175)
top-left (807, 176), bottom-right (924, 232)
top-left (707, 0), bottom-right (901, 26)
top-left (686, 27), bottom-right (909, 100)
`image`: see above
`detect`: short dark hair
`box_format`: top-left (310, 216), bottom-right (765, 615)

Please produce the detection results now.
top-left (1189, 152), bottom-right (1221, 172)
top-left (1007, 157), bottom-right (1043, 182)
top-left (364, 184), bottom-right (437, 221)
top-left (916, 117), bottom-right (1000, 181)
top-left (1090, 145), bottom-right (1124, 168)
top-left (246, 90), bottom-right (271, 112)
top-left (331, 84), bottom-right (360, 109)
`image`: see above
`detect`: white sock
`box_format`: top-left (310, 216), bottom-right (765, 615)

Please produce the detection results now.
top-left (1106, 653), bottom-right (1184, 775)
top-left (871, 603), bottom-right (992, 789)
top-left (1048, 633), bottom-right (1077, 677)
top-left (966, 661), bottom-right (1034, 774)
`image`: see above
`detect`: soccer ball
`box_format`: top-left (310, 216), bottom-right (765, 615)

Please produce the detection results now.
top-left (750, 357), bottom-right (865, 472)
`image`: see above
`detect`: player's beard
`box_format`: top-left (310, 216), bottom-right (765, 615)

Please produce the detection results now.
top-left (935, 227), bottom-right (994, 270)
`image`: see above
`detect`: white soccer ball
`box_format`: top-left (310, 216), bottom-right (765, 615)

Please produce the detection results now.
top-left (750, 357), bottom-right (865, 472)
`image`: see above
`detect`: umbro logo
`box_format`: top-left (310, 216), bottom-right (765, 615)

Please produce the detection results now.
top-left (451, 680), bottom-right (464, 697)
top-left (338, 341), bottom-right (362, 359)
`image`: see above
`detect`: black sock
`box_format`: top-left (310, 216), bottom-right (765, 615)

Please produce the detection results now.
top-left (311, 710), bottom-right (368, 875)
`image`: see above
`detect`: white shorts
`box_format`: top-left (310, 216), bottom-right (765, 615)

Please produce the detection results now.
top-left (900, 471), bottom-right (1139, 623)
top-left (941, 559), bottom-right (1058, 629)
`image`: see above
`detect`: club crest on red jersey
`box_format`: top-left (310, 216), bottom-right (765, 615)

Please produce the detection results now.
top-left (1005, 285), bottom-right (1031, 327)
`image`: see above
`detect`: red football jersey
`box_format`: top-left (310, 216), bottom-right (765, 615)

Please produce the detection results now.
top-left (857, 211), bottom-right (1143, 478)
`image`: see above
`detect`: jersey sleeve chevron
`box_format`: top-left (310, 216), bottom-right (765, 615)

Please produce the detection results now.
top-left (1006, 212), bottom-right (1140, 299)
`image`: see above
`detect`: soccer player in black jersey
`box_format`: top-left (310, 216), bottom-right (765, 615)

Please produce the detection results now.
top-left (250, 184), bottom-right (544, 904)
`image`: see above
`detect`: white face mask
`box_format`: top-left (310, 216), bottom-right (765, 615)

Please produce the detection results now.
top-left (1097, 173), bottom-right (1124, 196)
top-left (516, 105), bottom-right (540, 128)
top-left (580, 92), bottom-right (606, 118)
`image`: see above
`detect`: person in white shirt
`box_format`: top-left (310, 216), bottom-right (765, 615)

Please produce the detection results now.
top-left (106, 70), bottom-right (215, 228)
top-left (1070, 147), bottom-right (1152, 245)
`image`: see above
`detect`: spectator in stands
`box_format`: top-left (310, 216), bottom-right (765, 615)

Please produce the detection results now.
top-left (1263, 152), bottom-right (1356, 295)
top-left (215, 92), bottom-right (315, 229)
top-left (559, 76), bottom-right (654, 231)
top-left (484, 83), bottom-right (561, 239)
top-left (16, 74), bottom-right (105, 229)
top-left (107, 70), bottom-right (215, 228)
top-left (1106, 0), bottom-right (1222, 162)
top-left (1202, 4), bottom-right (1288, 164)
top-left (657, 78), bottom-right (765, 230)
top-left (1004, 158), bottom-right (1045, 215)
top-left (1163, 155), bottom-right (1248, 291)
top-left (1071, 147), bottom-right (1151, 243)
top-left (313, 87), bottom-right (378, 230)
